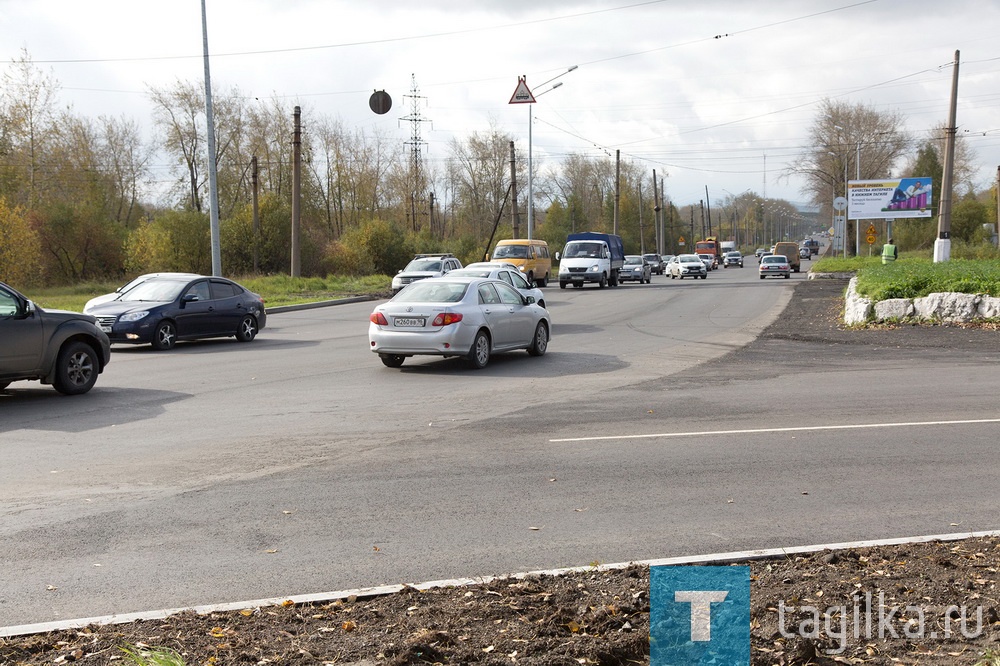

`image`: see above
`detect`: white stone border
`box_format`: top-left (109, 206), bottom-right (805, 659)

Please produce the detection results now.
top-left (840, 276), bottom-right (1000, 325)
top-left (4, 528), bottom-right (1000, 638)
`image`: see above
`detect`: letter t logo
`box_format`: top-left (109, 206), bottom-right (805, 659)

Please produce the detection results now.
top-left (675, 590), bottom-right (729, 641)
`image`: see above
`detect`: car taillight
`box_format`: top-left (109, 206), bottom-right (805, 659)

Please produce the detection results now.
top-left (370, 312), bottom-right (388, 325)
top-left (432, 312), bottom-right (463, 326)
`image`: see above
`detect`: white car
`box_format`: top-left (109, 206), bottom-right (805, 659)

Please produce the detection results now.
top-left (447, 265), bottom-right (545, 308)
top-left (390, 254), bottom-right (463, 295)
top-left (369, 277), bottom-right (550, 369)
top-left (668, 254), bottom-right (708, 280)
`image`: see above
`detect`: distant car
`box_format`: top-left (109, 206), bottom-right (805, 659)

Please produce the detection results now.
top-left (669, 254), bottom-right (708, 280)
top-left (446, 265), bottom-right (545, 308)
top-left (642, 253), bottom-right (665, 275)
top-left (661, 254), bottom-right (676, 267)
top-left (390, 253), bottom-right (463, 295)
top-left (754, 248), bottom-right (766, 259)
top-left (1, 281), bottom-right (112, 395)
top-left (758, 251), bottom-right (773, 263)
top-left (85, 274), bottom-right (266, 350)
top-left (696, 253), bottom-right (716, 271)
top-left (368, 277), bottom-right (550, 369)
top-left (722, 251), bottom-right (744, 268)
top-left (759, 254), bottom-right (791, 279)
top-left (620, 255), bottom-right (653, 283)
top-left (799, 246), bottom-right (811, 259)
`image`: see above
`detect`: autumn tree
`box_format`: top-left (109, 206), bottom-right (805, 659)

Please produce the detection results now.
top-left (789, 99), bottom-right (910, 255)
top-left (0, 197), bottom-right (42, 285)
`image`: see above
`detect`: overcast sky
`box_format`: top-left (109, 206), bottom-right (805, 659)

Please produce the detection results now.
top-left (2, 0), bottom-right (998, 209)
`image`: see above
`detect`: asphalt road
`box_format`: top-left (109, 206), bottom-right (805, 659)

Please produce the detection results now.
top-left (2, 258), bottom-right (999, 630)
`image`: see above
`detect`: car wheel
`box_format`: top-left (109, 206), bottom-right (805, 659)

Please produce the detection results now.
top-left (537, 274), bottom-right (548, 288)
top-left (151, 320), bottom-right (177, 350)
top-left (670, 273), bottom-right (675, 279)
top-left (701, 275), bottom-right (707, 279)
top-left (527, 321), bottom-right (548, 357)
top-left (760, 275), bottom-right (765, 279)
top-left (598, 274), bottom-right (607, 288)
top-left (52, 341), bottom-right (99, 395)
top-left (559, 281), bottom-right (567, 289)
top-left (526, 271), bottom-right (535, 286)
top-left (236, 315), bottom-right (258, 342)
top-left (466, 330), bottom-right (491, 369)
top-left (784, 273), bottom-right (790, 279)
top-left (380, 354), bottom-right (405, 368)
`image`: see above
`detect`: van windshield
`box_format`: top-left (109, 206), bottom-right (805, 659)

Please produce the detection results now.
top-left (493, 245), bottom-right (528, 259)
top-left (563, 242), bottom-right (603, 258)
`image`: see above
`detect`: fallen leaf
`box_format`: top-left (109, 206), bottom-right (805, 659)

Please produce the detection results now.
top-left (265, 549), bottom-right (278, 554)
top-left (482, 645), bottom-right (495, 653)
top-left (46, 585), bottom-right (57, 591)
top-left (528, 526), bottom-right (541, 531)
top-left (342, 620), bottom-right (356, 632)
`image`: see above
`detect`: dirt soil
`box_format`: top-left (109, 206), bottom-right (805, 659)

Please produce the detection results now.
top-left (3, 279), bottom-right (999, 666)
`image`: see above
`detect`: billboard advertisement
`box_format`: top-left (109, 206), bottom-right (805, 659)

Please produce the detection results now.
top-left (847, 178), bottom-right (933, 220)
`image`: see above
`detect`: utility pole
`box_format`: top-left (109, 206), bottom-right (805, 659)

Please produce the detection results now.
top-left (509, 141), bottom-right (520, 239)
top-left (652, 170), bottom-right (662, 255)
top-left (251, 155), bottom-right (259, 274)
top-left (699, 200), bottom-right (706, 238)
top-left (613, 150), bottom-right (621, 235)
top-left (638, 182), bottom-right (645, 254)
top-left (201, 0), bottom-right (221, 276)
top-left (935, 49), bottom-right (960, 263)
top-left (705, 185), bottom-right (713, 236)
top-left (291, 106), bottom-right (301, 277)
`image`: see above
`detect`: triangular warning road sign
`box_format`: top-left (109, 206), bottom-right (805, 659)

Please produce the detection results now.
top-left (509, 77), bottom-right (536, 104)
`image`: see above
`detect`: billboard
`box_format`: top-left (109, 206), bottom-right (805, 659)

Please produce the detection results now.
top-left (847, 178), bottom-right (933, 220)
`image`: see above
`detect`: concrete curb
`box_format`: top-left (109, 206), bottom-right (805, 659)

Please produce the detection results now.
top-left (267, 295), bottom-right (381, 314)
top-left (4, 528), bottom-right (999, 638)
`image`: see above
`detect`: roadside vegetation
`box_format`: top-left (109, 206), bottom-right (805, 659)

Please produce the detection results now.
top-left (812, 241), bottom-right (1000, 301)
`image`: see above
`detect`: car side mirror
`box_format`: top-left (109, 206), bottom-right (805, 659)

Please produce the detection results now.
top-left (554, 251), bottom-right (561, 261)
top-left (524, 295), bottom-right (535, 305)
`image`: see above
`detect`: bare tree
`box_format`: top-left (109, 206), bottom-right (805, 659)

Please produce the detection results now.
top-left (447, 119), bottom-right (515, 242)
top-left (787, 99), bottom-right (910, 255)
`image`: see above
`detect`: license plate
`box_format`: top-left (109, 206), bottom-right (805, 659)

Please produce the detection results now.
top-left (394, 317), bottom-right (425, 328)
top-left (100, 326), bottom-right (112, 333)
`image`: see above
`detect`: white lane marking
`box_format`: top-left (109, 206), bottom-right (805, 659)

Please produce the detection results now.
top-left (549, 418), bottom-right (1000, 443)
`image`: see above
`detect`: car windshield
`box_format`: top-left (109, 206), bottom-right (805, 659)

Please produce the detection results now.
top-left (624, 256), bottom-right (642, 265)
top-left (679, 255), bottom-right (701, 262)
top-left (118, 279), bottom-right (188, 302)
top-left (492, 245), bottom-right (528, 259)
top-left (643, 255), bottom-right (658, 261)
top-left (404, 259), bottom-right (443, 272)
top-left (393, 281), bottom-right (468, 303)
top-left (762, 256), bottom-right (786, 264)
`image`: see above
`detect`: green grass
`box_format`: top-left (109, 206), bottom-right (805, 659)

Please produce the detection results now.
top-left (25, 274), bottom-right (393, 313)
top-left (854, 259), bottom-right (1000, 300)
top-left (120, 644), bottom-right (186, 666)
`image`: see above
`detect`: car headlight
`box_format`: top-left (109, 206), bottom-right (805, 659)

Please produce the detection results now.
top-left (119, 311), bottom-right (150, 323)
top-left (589, 264), bottom-right (601, 272)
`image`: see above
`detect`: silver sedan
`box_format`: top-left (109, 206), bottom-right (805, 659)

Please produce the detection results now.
top-left (368, 277), bottom-right (551, 369)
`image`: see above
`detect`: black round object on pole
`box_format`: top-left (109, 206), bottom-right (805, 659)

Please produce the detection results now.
top-left (369, 90), bottom-right (392, 115)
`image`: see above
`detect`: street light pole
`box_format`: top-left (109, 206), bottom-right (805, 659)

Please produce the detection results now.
top-left (527, 65), bottom-right (577, 240)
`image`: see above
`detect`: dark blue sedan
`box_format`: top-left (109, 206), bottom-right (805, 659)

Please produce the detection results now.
top-left (84, 275), bottom-right (266, 350)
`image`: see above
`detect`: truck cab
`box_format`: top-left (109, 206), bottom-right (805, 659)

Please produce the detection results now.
top-left (557, 232), bottom-right (626, 289)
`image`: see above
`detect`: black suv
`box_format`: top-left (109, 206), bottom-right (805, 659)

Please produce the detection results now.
top-left (0, 281), bottom-right (112, 395)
